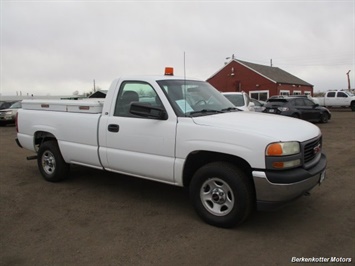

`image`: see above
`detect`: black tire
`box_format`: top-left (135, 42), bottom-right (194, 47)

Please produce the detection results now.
top-left (37, 140), bottom-right (70, 182)
top-left (351, 102), bottom-right (355, 112)
top-left (319, 112), bottom-right (329, 123)
top-left (189, 162), bottom-right (254, 228)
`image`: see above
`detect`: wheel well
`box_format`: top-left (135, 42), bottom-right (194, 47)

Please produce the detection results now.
top-left (183, 151), bottom-right (253, 187)
top-left (34, 131), bottom-right (57, 151)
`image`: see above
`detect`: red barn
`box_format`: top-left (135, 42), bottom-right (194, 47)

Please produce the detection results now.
top-left (207, 58), bottom-right (313, 101)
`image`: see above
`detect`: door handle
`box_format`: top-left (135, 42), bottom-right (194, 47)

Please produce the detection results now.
top-left (108, 124), bottom-right (119, 132)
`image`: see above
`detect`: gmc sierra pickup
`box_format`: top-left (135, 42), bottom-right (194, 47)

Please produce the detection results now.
top-left (315, 90), bottom-right (355, 111)
top-left (16, 72), bottom-right (327, 228)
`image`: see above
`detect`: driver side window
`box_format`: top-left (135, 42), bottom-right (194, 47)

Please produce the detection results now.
top-left (114, 81), bottom-right (163, 117)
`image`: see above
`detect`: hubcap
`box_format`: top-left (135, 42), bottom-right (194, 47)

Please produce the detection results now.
top-left (211, 188), bottom-right (226, 204)
top-left (200, 178), bottom-right (234, 216)
top-left (42, 151), bottom-right (56, 175)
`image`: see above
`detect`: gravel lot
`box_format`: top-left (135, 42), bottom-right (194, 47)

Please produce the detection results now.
top-left (1, 110), bottom-right (354, 266)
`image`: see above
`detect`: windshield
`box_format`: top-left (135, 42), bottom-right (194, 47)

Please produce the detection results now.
top-left (157, 79), bottom-right (236, 117)
top-left (10, 101), bottom-right (22, 109)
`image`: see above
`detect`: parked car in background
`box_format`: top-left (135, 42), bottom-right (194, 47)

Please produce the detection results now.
top-left (0, 101), bottom-right (16, 110)
top-left (222, 92), bottom-right (255, 111)
top-left (0, 101), bottom-right (22, 126)
top-left (263, 97), bottom-right (331, 123)
top-left (251, 99), bottom-right (265, 112)
top-left (266, 95), bottom-right (286, 101)
top-left (266, 95), bottom-right (318, 104)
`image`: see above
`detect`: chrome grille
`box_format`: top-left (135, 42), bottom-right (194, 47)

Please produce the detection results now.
top-left (303, 136), bottom-right (322, 164)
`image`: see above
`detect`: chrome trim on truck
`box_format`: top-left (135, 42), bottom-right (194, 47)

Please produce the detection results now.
top-left (253, 153), bottom-right (327, 210)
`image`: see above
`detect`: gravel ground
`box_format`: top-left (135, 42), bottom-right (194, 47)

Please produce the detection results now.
top-left (0, 110), bottom-right (354, 266)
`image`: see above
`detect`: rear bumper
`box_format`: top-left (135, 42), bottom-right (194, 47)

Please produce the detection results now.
top-left (253, 153), bottom-right (327, 211)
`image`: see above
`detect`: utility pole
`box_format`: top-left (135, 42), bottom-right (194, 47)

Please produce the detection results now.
top-left (270, 59), bottom-right (273, 67)
top-left (93, 79), bottom-right (96, 92)
top-left (346, 70), bottom-right (351, 92)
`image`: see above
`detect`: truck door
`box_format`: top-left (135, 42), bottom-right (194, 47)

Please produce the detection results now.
top-left (336, 91), bottom-right (350, 106)
top-left (325, 91), bottom-right (336, 106)
top-left (100, 81), bottom-right (177, 183)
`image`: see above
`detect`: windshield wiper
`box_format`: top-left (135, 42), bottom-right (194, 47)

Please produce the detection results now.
top-left (221, 107), bottom-right (239, 112)
top-left (189, 109), bottom-right (224, 116)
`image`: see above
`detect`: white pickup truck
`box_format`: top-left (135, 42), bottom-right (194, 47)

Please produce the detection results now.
top-left (315, 90), bottom-right (355, 111)
top-left (16, 73), bottom-right (327, 228)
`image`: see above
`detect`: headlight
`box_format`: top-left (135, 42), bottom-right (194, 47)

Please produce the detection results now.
top-left (266, 142), bottom-right (301, 169)
top-left (277, 107), bottom-right (289, 112)
top-left (266, 142), bottom-right (300, 156)
top-left (5, 111), bottom-right (13, 115)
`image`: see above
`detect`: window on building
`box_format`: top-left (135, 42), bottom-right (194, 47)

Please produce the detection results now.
top-left (293, 90), bottom-right (301, 95)
top-left (250, 90), bottom-right (269, 101)
top-left (280, 90), bottom-right (290, 96)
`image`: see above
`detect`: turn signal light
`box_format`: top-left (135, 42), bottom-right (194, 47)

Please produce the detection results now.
top-left (266, 143), bottom-right (283, 156)
top-left (272, 159), bottom-right (301, 169)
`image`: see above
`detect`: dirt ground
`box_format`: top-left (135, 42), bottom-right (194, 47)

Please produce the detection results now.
top-left (0, 110), bottom-right (354, 266)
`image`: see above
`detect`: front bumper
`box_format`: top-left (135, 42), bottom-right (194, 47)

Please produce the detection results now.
top-left (253, 153), bottom-right (327, 210)
top-left (0, 115), bottom-right (15, 122)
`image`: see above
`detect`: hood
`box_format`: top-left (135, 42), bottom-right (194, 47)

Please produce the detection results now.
top-left (0, 108), bottom-right (16, 113)
top-left (191, 111), bottom-right (321, 142)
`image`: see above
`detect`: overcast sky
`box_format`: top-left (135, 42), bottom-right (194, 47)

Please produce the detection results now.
top-left (1, 0), bottom-right (354, 96)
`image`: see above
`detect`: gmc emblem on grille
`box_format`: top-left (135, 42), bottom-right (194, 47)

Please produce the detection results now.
top-left (313, 144), bottom-right (321, 154)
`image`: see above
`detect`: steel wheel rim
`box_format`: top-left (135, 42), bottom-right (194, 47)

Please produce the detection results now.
top-left (200, 178), bottom-right (234, 216)
top-left (42, 150), bottom-right (56, 175)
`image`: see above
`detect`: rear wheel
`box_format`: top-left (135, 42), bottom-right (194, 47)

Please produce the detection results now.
top-left (37, 140), bottom-right (70, 182)
top-left (190, 162), bottom-right (254, 228)
top-left (351, 102), bottom-right (355, 111)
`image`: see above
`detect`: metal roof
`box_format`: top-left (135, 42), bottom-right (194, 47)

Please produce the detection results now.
top-left (208, 59), bottom-right (313, 87)
top-left (237, 59), bottom-right (313, 86)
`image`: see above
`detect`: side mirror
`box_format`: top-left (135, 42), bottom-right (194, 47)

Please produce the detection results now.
top-left (129, 102), bottom-right (168, 120)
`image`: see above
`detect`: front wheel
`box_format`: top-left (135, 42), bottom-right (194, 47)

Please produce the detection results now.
top-left (190, 162), bottom-right (255, 228)
top-left (351, 102), bottom-right (355, 111)
top-left (37, 140), bottom-right (70, 182)
top-left (319, 112), bottom-right (329, 123)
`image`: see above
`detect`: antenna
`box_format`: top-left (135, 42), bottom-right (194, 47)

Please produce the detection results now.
top-left (183, 51), bottom-right (186, 80)
top-left (184, 51), bottom-right (187, 116)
